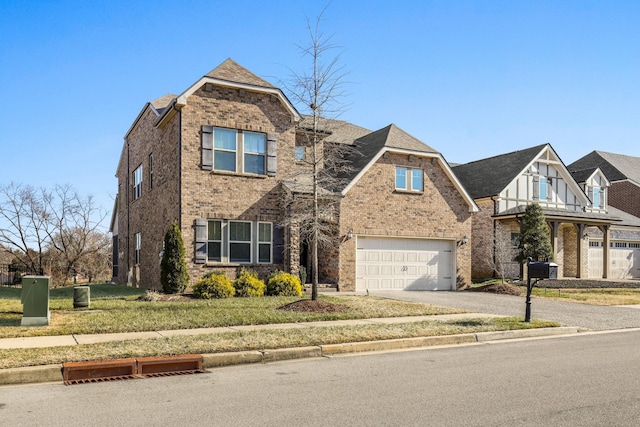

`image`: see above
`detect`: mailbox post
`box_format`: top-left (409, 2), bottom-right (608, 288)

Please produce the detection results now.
top-left (525, 261), bottom-right (557, 322)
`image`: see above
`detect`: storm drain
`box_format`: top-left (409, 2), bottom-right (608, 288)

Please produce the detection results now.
top-left (63, 355), bottom-right (206, 385)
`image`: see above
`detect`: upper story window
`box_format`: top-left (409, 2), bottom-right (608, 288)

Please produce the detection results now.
top-left (295, 146), bottom-right (306, 161)
top-left (533, 176), bottom-right (552, 200)
top-left (148, 154), bottom-right (154, 190)
top-left (214, 128), bottom-right (238, 172)
top-left (133, 165), bottom-right (143, 200)
top-left (395, 167), bottom-right (423, 192)
top-left (243, 132), bottom-right (266, 174)
top-left (202, 126), bottom-right (276, 176)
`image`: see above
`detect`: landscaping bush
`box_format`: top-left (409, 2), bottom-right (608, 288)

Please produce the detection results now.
top-left (193, 273), bottom-right (235, 299)
top-left (233, 268), bottom-right (265, 297)
top-left (160, 222), bottom-right (189, 294)
top-left (266, 271), bottom-right (302, 296)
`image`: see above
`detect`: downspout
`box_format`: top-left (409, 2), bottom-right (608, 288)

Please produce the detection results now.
top-left (126, 137), bottom-right (130, 283)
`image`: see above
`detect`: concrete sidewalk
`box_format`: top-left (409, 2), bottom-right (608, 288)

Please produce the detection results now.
top-left (0, 312), bottom-right (581, 386)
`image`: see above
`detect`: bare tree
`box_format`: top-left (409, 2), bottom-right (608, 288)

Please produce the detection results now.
top-left (485, 222), bottom-right (518, 283)
top-left (0, 182), bottom-right (50, 274)
top-left (44, 184), bottom-right (108, 284)
top-left (0, 182), bottom-right (108, 284)
top-left (281, 6), bottom-right (352, 300)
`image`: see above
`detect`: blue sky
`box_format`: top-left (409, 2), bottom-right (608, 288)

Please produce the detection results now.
top-left (2, 0), bottom-right (639, 229)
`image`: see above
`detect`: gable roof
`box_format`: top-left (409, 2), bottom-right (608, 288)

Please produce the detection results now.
top-left (204, 58), bottom-right (276, 88)
top-left (452, 144), bottom-right (548, 199)
top-left (568, 151), bottom-right (640, 186)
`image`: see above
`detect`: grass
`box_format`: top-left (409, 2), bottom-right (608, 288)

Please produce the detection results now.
top-left (0, 283), bottom-right (563, 369)
top-left (532, 287), bottom-right (640, 305)
top-left (0, 316), bottom-right (557, 369)
top-left (0, 283), bottom-right (464, 339)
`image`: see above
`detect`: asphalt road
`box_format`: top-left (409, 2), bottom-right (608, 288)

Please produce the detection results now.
top-left (369, 290), bottom-right (640, 331)
top-left (2, 330), bottom-right (640, 426)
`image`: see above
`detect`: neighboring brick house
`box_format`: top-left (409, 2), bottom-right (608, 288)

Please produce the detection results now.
top-left (568, 151), bottom-right (640, 279)
top-left (111, 59), bottom-right (479, 292)
top-left (452, 144), bottom-right (627, 281)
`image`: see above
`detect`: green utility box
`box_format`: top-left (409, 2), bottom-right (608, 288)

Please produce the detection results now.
top-left (21, 276), bottom-right (50, 326)
top-left (73, 286), bottom-right (90, 309)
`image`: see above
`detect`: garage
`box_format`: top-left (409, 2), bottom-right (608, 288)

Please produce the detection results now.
top-left (588, 241), bottom-right (640, 279)
top-left (355, 236), bottom-right (455, 291)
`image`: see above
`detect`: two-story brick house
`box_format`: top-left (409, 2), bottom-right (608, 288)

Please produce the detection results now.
top-left (111, 59), bottom-right (478, 292)
top-left (452, 144), bottom-right (627, 280)
top-left (568, 151), bottom-right (640, 279)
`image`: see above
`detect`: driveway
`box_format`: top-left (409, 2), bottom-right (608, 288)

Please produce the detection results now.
top-left (369, 290), bottom-right (640, 331)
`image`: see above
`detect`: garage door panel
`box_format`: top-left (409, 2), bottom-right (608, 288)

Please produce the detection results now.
top-left (356, 237), bottom-right (454, 291)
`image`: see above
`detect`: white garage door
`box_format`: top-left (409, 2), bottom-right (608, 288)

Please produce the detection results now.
top-left (588, 241), bottom-right (640, 279)
top-left (355, 236), bottom-right (455, 291)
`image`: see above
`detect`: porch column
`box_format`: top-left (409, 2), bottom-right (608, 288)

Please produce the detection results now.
top-left (574, 223), bottom-right (586, 278)
top-left (548, 220), bottom-right (561, 259)
top-left (600, 225), bottom-right (610, 279)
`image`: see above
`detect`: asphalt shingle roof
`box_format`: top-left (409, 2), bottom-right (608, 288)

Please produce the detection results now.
top-left (452, 144), bottom-right (548, 199)
top-left (205, 58), bottom-right (275, 89)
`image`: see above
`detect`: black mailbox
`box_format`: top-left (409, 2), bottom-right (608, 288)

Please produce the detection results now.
top-left (528, 262), bottom-right (558, 280)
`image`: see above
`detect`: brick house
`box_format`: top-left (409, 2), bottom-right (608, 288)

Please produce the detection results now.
top-left (568, 151), bottom-right (640, 279)
top-left (111, 59), bottom-right (478, 292)
top-left (452, 143), bottom-right (632, 281)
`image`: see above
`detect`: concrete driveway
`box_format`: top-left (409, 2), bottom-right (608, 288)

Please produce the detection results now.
top-left (369, 290), bottom-right (640, 331)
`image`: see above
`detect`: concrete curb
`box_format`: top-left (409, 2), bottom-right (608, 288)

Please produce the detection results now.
top-left (0, 327), bottom-right (581, 386)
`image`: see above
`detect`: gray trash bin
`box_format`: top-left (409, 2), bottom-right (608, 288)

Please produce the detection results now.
top-left (21, 276), bottom-right (50, 326)
top-left (73, 286), bottom-right (90, 309)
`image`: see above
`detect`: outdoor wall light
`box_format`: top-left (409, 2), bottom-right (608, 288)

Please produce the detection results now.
top-left (457, 235), bottom-right (468, 247)
top-left (347, 229), bottom-right (354, 240)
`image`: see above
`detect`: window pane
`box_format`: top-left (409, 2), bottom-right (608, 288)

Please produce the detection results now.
top-left (395, 167), bottom-right (407, 190)
top-left (208, 220), bottom-right (221, 240)
top-left (230, 243), bottom-right (251, 263)
top-left (295, 146), bottom-right (305, 161)
top-left (258, 223), bottom-right (271, 242)
top-left (244, 153), bottom-right (265, 174)
top-left (244, 132), bottom-right (265, 154)
top-left (214, 128), bottom-right (236, 150)
top-left (411, 169), bottom-right (423, 191)
top-left (593, 187), bottom-right (600, 208)
top-left (259, 243), bottom-right (271, 263)
top-left (230, 222), bottom-right (251, 241)
top-left (539, 177), bottom-right (547, 200)
top-left (207, 242), bottom-right (221, 262)
top-left (214, 151), bottom-right (236, 171)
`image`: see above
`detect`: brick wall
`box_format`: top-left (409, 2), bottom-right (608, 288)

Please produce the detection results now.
top-left (609, 181), bottom-right (640, 218)
top-left (470, 198), bottom-right (496, 280)
top-left (337, 153), bottom-right (473, 291)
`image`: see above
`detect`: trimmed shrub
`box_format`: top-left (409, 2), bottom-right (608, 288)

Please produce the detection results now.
top-left (233, 268), bottom-right (266, 297)
top-left (266, 271), bottom-right (303, 296)
top-left (193, 273), bottom-right (235, 299)
top-left (160, 222), bottom-right (189, 294)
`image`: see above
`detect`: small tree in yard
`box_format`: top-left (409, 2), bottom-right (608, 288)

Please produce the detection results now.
top-left (486, 222), bottom-right (518, 283)
top-left (518, 203), bottom-right (553, 263)
top-left (160, 222), bottom-right (189, 294)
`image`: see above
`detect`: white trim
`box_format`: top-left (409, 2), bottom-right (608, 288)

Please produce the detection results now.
top-left (341, 148), bottom-right (479, 212)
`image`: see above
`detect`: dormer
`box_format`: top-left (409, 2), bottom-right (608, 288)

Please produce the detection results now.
top-left (571, 167), bottom-right (610, 213)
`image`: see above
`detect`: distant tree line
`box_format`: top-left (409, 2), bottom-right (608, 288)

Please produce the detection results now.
top-left (0, 182), bottom-right (111, 286)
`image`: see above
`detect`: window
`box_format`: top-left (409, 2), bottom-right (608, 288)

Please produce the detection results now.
top-left (134, 233), bottom-right (141, 265)
top-left (243, 132), bottom-right (266, 174)
top-left (395, 167), bottom-right (423, 192)
top-left (214, 128), bottom-right (237, 172)
top-left (229, 221), bottom-right (252, 263)
top-left (258, 223), bottom-right (272, 263)
top-left (148, 154), bottom-right (154, 190)
top-left (198, 220), bottom-right (276, 264)
top-left (511, 232), bottom-right (521, 248)
top-left (207, 220), bottom-right (222, 262)
top-left (133, 165), bottom-right (143, 200)
top-left (592, 187), bottom-right (600, 208)
top-left (295, 146), bottom-right (306, 161)
top-left (539, 177), bottom-right (547, 200)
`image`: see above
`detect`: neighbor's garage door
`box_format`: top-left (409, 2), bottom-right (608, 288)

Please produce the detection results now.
top-left (355, 236), bottom-right (455, 291)
top-left (588, 241), bottom-right (640, 279)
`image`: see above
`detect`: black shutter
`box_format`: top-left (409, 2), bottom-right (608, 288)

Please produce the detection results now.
top-left (195, 219), bottom-right (207, 264)
top-left (267, 134), bottom-right (277, 176)
top-left (272, 224), bottom-right (284, 264)
top-left (202, 126), bottom-right (213, 170)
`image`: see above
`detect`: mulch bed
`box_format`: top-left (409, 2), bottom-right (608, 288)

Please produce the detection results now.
top-left (467, 283), bottom-right (523, 296)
